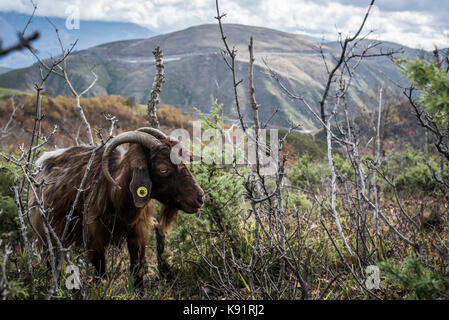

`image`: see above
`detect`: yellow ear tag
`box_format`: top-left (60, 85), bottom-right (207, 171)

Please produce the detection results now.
top-left (137, 186), bottom-right (148, 198)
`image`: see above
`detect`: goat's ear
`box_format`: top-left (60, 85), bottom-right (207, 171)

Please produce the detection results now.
top-left (129, 167), bottom-right (152, 208)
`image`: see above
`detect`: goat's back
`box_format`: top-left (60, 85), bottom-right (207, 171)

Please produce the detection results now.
top-left (30, 145), bottom-right (111, 246)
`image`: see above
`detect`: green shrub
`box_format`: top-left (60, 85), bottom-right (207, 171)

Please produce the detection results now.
top-left (281, 130), bottom-right (327, 160)
top-left (394, 161), bottom-right (435, 191)
top-left (285, 191), bottom-right (312, 211)
top-left (0, 161), bottom-right (19, 241)
top-left (289, 154), bottom-right (328, 191)
top-left (404, 59), bottom-right (449, 126)
top-left (334, 153), bottom-right (354, 180)
top-left (377, 146), bottom-right (448, 192)
top-left (379, 257), bottom-right (448, 299)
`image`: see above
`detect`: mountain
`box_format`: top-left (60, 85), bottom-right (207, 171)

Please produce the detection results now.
top-left (0, 11), bottom-right (155, 68)
top-left (0, 67), bottom-right (10, 74)
top-left (0, 23), bottom-right (424, 130)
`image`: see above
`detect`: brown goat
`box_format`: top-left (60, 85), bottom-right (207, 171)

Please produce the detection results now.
top-left (29, 128), bottom-right (204, 289)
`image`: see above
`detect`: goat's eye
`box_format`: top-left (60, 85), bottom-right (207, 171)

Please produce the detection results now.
top-left (159, 168), bottom-right (168, 174)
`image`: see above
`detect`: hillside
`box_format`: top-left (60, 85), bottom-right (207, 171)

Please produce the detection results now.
top-left (0, 92), bottom-right (193, 151)
top-left (0, 67), bottom-right (11, 74)
top-left (315, 99), bottom-right (428, 154)
top-left (0, 87), bottom-right (425, 163)
top-left (0, 11), bottom-right (155, 68)
top-left (0, 24), bottom-right (423, 130)
top-left (0, 91), bottom-right (328, 163)
top-left (0, 87), bottom-right (33, 98)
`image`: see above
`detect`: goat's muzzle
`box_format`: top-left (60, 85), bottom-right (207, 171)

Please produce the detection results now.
top-left (180, 189), bottom-right (204, 214)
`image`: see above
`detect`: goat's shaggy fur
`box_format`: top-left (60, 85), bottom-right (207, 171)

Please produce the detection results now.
top-left (30, 136), bottom-right (203, 289)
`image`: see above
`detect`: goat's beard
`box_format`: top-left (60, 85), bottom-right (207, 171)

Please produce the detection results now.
top-left (178, 203), bottom-right (200, 214)
top-left (156, 205), bottom-right (178, 236)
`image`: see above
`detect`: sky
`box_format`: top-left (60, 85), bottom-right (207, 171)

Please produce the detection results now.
top-left (1, 0), bottom-right (448, 50)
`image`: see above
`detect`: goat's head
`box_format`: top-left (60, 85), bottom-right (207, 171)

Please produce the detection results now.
top-left (101, 127), bottom-right (204, 213)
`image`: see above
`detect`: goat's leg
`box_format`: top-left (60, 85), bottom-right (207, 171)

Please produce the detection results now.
top-left (156, 230), bottom-right (172, 278)
top-left (88, 249), bottom-right (106, 277)
top-left (155, 205), bottom-right (178, 279)
top-left (126, 235), bottom-right (146, 291)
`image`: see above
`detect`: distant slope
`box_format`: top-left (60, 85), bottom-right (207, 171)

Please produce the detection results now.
top-left (0, 93), bottom-right (325, 161)
top-left (0, 94), bottom-right (165, 149)
top-left (0, 23), bottom-right (424, 130)
top-left (0, 67), bottom-right (11, 75)
top-left (0, 87), bottom-right (32, 98)
top-left (0, 11), bottom-right (155, 68)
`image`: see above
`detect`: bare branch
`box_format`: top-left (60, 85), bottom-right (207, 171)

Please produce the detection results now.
top-left (147, 46), bottom-right (165, 127)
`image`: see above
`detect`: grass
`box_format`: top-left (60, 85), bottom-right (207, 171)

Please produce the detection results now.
top-left (1, 94), bottom-right (447, 300)
top-left (0, 87), bottom-right (32, 98)
top-left (3, 191), bottom-right (445, 300)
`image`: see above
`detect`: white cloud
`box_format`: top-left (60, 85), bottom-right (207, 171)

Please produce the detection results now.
top-left (0, 0), bottom-right (447, 50)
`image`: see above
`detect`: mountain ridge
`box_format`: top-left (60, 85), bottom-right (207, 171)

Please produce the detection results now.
top-left (0, 23), bottom-right (424, 130)
top-left (0, 67), bottom-right (11, 74)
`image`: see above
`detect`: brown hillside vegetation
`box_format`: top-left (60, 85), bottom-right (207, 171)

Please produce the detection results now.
top-left (0, 94), bottom-right (193, 151)
top-left (0, 93), bottom-right (323, 165)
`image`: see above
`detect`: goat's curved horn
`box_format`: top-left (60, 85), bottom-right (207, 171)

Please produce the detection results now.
top-left (102, 131), bottom-right (162, 188)
top-left (135, 127), bottom-right (167, 139)
top-left (136, 127), bottom-right (179, 143)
